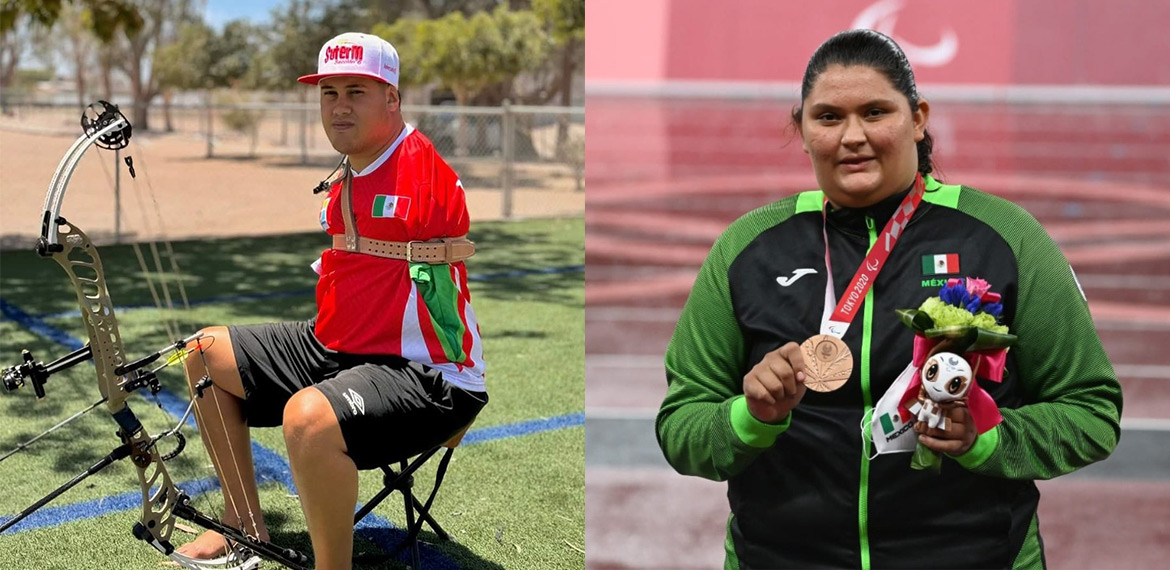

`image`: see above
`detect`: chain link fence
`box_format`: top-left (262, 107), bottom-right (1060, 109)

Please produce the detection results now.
top-left (0, 98), bottom-right (584, 218)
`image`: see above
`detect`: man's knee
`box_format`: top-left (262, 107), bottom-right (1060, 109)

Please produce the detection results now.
top-left (185, 327), bottom-right (227, 375)
top-left (184, 326), bottom-right (246, 397)
top-left (283, 388), bottom-right (344, 454)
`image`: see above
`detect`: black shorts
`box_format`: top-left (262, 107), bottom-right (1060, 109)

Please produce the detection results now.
top-left (227, 320), bottom-right (487, 469)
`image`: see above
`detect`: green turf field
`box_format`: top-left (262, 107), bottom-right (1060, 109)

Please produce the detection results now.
top-left (0, 217), bottom-right (584, 570)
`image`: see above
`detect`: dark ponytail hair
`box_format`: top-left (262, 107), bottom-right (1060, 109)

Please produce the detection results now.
top-left (791, 29), bottom-right (935, 176)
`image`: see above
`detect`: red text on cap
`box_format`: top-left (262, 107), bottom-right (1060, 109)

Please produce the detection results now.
top-left (325, 45), bottom-right (364, 64)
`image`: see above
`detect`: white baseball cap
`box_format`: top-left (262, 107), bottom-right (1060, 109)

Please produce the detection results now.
top-left (297, 32), bottom-right (400, 87)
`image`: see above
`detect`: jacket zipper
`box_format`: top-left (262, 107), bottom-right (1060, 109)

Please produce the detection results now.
top-left (859, 215), bottom-right (877, 570)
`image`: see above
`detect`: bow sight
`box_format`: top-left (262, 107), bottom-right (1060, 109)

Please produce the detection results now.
top-left (2, 346), bottom-right (92, 398)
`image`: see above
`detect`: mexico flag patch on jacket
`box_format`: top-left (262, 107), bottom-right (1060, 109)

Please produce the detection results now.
top-left (372, 194), bottom-right (411, 219)
top-left (922, 253), bottom-right (960, 275)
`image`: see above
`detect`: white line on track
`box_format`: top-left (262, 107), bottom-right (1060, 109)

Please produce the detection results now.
top-left (587, 308), bottom-right (681, 322)
top-left (585, 80), bottom-right (1170, 104)
top-left (1078, 274), bottom-right (1170, 290)
top-left (586, 407), bottom-right (657, 419)
top-left (1114, 365), bottom-right (1170, 380)
top-left (1120, 418), bottom-right (1170, 431)
top-left (586, 354), bottom-right (664, 368)
top-left (1092, 321), bottom-right (1170, 332)
top-left (584, 407), bottom-right (1170, 432)
top-left (587, 307), bottom-right (1170, 331)
top-left (588, 355), bottom-right (1170, 380)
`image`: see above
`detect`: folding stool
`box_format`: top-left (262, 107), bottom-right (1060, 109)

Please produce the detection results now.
top-left (353, 423), bottom-right (473, 569)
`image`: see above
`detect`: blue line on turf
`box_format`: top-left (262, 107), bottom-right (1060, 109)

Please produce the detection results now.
top-left (462, 412), bottom-right (585, 446)
top-left (1, 298), bottom-right (84, 350)
top-left (0, 413), bottom-right (584, 534)
top-left (0, 290), bottom-right (584, 568)
top-left (0, 477), bottom-right (220, 534)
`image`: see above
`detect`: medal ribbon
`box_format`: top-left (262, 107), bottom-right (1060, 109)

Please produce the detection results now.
top-left (820, 173), bottom-right (925, 338)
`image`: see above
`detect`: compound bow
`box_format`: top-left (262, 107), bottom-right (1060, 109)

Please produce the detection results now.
top-left (0, 102), bottom-right (311, 570)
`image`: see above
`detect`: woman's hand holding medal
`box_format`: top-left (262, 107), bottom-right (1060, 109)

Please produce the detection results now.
top-left (743, 343), bottom-right (808, 424)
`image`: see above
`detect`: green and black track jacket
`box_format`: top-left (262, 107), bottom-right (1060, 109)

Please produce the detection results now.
top-left (658, 176), bottom-right (1122, 569)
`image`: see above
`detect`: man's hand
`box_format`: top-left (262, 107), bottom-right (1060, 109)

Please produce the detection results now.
top-left (916, 404), bottom-right (977, 456)
top-left (742, 342), bottom-right (807, 424)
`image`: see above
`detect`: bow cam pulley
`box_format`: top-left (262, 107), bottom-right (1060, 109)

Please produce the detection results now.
top-left (80, 100), bottom-right (132, 150)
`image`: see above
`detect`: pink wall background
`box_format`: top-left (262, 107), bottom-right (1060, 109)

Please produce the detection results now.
top-left (587, 0), bottom-right (1170, 86)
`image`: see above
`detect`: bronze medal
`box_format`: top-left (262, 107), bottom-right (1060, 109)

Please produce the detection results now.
top-left (800, 334), bottom-right (853, 392)
top-left (801, 176), bottom-right (922, 393)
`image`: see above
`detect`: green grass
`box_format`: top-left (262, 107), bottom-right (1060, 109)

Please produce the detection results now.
top-left (0, 217), bottom-right (584, 569)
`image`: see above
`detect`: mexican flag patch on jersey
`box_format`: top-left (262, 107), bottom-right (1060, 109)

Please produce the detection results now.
top-left (372, 195), bottom-right (411, 219)
top-left (922, 253), bottom-right (960, 275)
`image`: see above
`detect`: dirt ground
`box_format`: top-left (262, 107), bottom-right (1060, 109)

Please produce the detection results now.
top-left (0, 123), bottom-right (583, 249)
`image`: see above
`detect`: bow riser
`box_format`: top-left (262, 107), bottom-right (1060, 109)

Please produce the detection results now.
top-left (48, 223), bottom-right (125, 404)
top-left (48, 220), bottom-right (181, 549)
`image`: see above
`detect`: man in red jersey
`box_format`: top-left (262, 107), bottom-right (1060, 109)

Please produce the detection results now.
top-left (174, 32), bottom-right (486, 570)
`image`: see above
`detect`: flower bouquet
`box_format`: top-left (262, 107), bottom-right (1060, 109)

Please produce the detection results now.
top-left (893, 278), bottom-right (1016, 471)
top-left (896, 277), bottom-right (1015, 356)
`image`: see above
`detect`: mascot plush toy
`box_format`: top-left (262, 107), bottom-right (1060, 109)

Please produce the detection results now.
top-left (907, 352), bottom-right (973, 431)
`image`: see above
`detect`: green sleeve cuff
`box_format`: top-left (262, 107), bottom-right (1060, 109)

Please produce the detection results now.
top-left (729, 396), bottom-right (791, 448)
top-left (951, 424), bottom-right (999, 469)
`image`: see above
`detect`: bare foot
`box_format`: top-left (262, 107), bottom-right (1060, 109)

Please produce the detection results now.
top-left (173, 530), bottom-right (233, 560)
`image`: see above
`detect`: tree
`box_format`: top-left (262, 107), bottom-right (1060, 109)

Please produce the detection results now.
top-left (375, 5), bottom-right (547, 154)
top-left (96, 39), bottom-right (116, 99)
top-left (376, 5), bottom-right (547, 103)
top-left (0, 0), bottom-right (143, 42)
top-left (260, 0), bottom-right (366, 91)
top-left (0, 16), bottom-right (30, 111)
top-left (157, 20), bottom-right (264, 146)
top-left (209, 20), bottom-right (259, 88)
top-left (352, 0), bottom-right (498, 22)
top-left (154, 20), bottom-right (210, 131)
top-left (154, 21), bottom-right (211, 92)
top-left (207, 21), bottom-right (263, 152)
top-left (94, 0), bottom-right (198, 130)
top-left (57, 3), bottom-right (98, 112)
top-left (533, 0), bottom-right (582, 154)
top-left (0, 11), bottom-right (55, 112)
top-left (371, 18), bottom-right (418, 87)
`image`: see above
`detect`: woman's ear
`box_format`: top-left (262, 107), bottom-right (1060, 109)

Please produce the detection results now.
top-left (913, 99), bottom-right (930, 143)
top-left (793, 109), bottom-right (809, 154)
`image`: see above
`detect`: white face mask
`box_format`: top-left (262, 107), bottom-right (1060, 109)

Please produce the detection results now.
top-left (863, 362), bottom-right (920, 459)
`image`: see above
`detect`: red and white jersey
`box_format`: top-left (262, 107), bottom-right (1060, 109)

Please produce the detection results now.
top-left (314, 125), bottom-right (484, 391)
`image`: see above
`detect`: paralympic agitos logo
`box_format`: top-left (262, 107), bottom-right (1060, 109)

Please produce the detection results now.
top-left (325, 44), bottom-right (364, 64)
